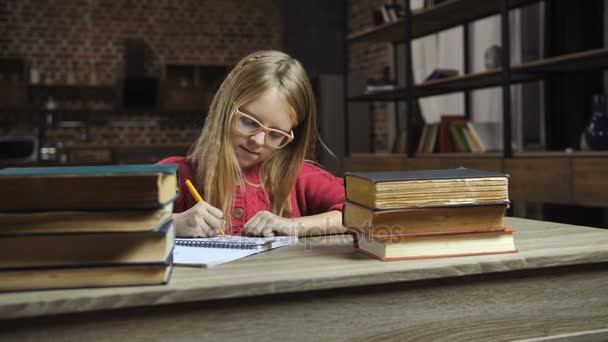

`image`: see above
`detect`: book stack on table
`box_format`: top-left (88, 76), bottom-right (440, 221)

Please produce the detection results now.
top-left (343, 168), bottom-right (517, 261)
top-left (0, 164), bottom-right (179, 291)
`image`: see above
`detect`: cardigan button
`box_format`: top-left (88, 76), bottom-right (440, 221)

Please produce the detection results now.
top-left (232, 207), bottom-right (244, 219)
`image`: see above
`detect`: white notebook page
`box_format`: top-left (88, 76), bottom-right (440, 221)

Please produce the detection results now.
top-left (173, 236), bottom-right (298, 267)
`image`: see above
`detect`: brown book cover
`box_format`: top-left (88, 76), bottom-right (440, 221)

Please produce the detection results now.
top-left (0, 203), bottom-right (173, 235)
top-left (0, 220), bottom-right (175, 268)
top-left (343, 201), bottom-right (507, 236)
top-left (0, 258), bottom-right (173, 292)
top-left (439, 115), bottom-right (468, 152)
top-left (0, 164), bottom-right (178, 211)
top-left (344, 168), bottom-right (509, 210)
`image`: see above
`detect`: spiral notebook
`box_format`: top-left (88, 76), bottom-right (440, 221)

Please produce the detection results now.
top-left (173, 235), bottom-right (298, 267)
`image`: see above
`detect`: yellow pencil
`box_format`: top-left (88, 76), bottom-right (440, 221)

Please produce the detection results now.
top-left (185, 179), bottom-right (225, 236)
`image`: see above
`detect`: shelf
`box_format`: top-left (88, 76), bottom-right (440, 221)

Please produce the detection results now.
top-left (347, 0), bottom-right (539, 43)
top-left (346, 151), bottom-right (608, 159)
top-left (349, 48), bottom-right (608, 101)
top-left (344, 152), bottom-right (608, 206)
top-left (41, 109), bottom-right (115, 114)
top-left (28, 84), bottom-right (116, 96)
top-left (63, 143), bottom-right (192, 150)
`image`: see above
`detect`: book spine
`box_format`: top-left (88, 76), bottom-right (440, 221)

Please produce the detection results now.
top-left (361, 249), bottom-right (518, 261)
top-left (416, 124), bottom-right (429, 153)
top-left (449, 123), bottom-right (469, 152)
top-left (466, 122), bottom-right (486, 152)
top-left (462, 126), bottom-right (478, 153)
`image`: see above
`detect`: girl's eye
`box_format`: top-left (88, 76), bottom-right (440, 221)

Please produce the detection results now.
top-left (268, 131), bottom-right (284, 140)
top-left (241, 117), bottom-right (259, 127)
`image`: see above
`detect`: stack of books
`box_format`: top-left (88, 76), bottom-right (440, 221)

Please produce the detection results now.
top-left (0, 164), bottom-right (178, 291)
top-left (344, 168), bottom-right (517, 261)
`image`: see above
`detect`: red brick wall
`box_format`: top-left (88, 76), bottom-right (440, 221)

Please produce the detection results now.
top-left (1, 0), bottom-right (281, 85)
top-left (348, 0), bottom-right (393, 152)
top-left (0, 0), bottom-right (281, 157)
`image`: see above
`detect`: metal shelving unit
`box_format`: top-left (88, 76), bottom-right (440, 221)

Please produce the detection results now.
top-left (344, 0), bottom-right (608, 159)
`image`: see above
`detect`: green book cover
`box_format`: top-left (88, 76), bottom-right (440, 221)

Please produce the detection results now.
top-left (0, 164), bottom-right (178, 177)
top-left (345, 168), bottom-right (508, 184)
top-left (0, 164), bottom-right (179, 211)
top-left (449, 123), bottom-right (470, 152)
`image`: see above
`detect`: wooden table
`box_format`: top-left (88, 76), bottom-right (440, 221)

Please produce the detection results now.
top-left (0, 217), bottom-right (607, 341)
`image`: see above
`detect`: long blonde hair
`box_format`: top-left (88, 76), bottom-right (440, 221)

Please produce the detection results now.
top-left (189, 50), bottom-right (318, 222)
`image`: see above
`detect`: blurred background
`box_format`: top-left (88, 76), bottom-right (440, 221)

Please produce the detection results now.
top-left (1, 0), bottom-right (607, 228)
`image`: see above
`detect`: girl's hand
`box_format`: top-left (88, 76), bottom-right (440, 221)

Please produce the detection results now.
top-left (242, 211), bottom-right (300, 237)
top-left (173, 201), bottom-right (225, 237)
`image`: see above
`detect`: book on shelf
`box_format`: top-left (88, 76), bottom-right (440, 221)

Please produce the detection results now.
top-left (0, 203), bottom-right (174, 235)
top-left (392, 128), bottom-right (408, 154)
top-left (416, 124), bottom-right (429, 154)
top-left (0, 164), bottom-right (179, 211)
top-left (463, 124), bottom-right (483, 153)
top-left (424, 0), bottom-right (450, 9)
top-left (364, 81), bottom-right (397, 94)
top-left (377, 3), bottom-right (400, 24)
top-left (0, 220), bottom-right (175, 268)
top-left (427, 124), bottom-right (439, 153)
top-left (467, 122), bottom-right (504, 152)
top-left (352, 227), bottom-right (517, 261)
top-left (416, 123), bottom-right (439, 154)
top-left (449, 122), bottom-right (471, 152)
top-left (0, 256), bottom-right (173, 292)
top-left (173, 235), bottom-right (299, 267)
top-left (379, 4), bottom-right (391, 24)
top-left (344, 168), bottom-right (510, 210)
top-left (385, 2), bottom-right (403, 22)
top-left (424, 68), bottom-right (459, 82)
top-left (439, 114), bottom-right (468, 152)
top-left (437, 115), bottom-right (505, 153)
top-left (343, 201), bottom-right (507, 236)
top-left (373, 0), bottom-right (410, 25)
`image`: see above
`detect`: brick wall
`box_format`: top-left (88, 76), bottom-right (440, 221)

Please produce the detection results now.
top-left (1, 0), bottom-right (281, 157)
top-left (1, 0), bottom-right (281, 84)
top-left (348, 0), bottom-right (393, 152)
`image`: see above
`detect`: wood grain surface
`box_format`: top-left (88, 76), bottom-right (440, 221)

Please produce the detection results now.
top-left (573, 158), bottom-right (608, 207)
top-left (0, 217), bottom-right (607, 322)
top-left (504, 158), bottom-right (572, 203)
top-left (0, 217), bottom-right (607, 341)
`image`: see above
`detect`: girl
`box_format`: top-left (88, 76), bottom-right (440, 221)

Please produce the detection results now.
top-left (158, 50), bottom-right (347, 238)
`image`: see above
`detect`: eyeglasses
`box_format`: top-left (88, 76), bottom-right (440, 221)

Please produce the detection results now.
top-left (232, 109), bottom-right (294, 149)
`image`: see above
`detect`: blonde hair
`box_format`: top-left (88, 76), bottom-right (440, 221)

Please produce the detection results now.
top-left (188, 50), bottom-right (318, 224)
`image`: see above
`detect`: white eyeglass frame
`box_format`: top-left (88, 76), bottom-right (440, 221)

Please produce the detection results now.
top-left (231, 108), bottom-right (295, 149)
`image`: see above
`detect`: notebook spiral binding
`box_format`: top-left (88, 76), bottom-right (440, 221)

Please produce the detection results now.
top-left (175, 239), bottom-right (259, 249)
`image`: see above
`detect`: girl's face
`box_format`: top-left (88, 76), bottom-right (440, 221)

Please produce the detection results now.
top-left (231, 88), bottom-right (296, 170)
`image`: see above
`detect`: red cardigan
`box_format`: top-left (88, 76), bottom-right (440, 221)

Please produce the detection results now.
top-left (157, 156), bottom-right (345, 235)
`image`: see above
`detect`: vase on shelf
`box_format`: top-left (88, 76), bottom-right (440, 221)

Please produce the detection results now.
top-left (582, 94), bottom-right (608, 151)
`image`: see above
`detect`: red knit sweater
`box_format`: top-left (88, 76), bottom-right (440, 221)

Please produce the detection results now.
top-left (157, 156), bottom-right (345, 235)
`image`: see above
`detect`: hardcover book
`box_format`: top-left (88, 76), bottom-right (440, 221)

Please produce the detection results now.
top-left (343, 201), bottom-right (507, 236)
top-left (424, 68), bottom-right (459, 81)
top-left (439, 115), bottom-right (468, 152)
top-left (345, 168), bottom-right (509, 210)
top-left (0, 257), bottom-right (173, 292)
top-left (0, 220), bottom-right (175, 268)
top-left (0, 164), bottom-right (179, 211)
top-left (0, 203), bottom-right (173, 235)
top-left (353, 227), bottom-right (517, 261)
